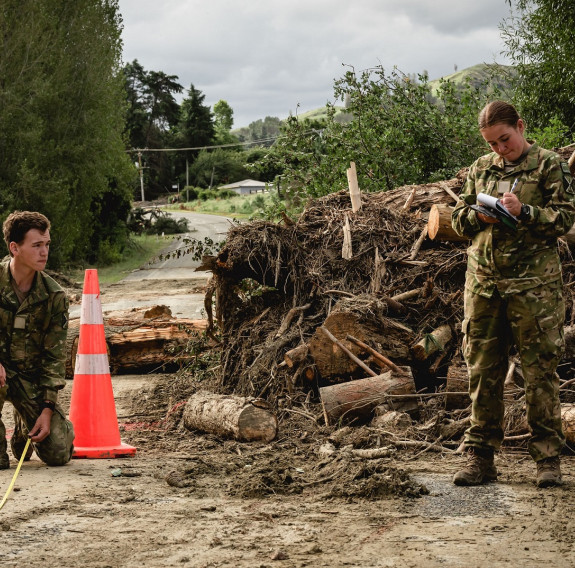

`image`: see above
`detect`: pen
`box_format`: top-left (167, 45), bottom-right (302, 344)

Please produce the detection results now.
top-left (510, 178), bottom-right (519, 193)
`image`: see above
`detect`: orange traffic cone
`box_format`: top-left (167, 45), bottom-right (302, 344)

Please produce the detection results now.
top-left (69, 269), bottom-right (136, 458)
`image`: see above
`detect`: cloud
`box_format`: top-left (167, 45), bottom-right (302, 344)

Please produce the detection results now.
top-left (119, 0), bottom-right (512, 127)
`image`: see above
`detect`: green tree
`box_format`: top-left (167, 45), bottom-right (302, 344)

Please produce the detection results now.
top-left (501, 0), bottom-right (575, 139)
top-left (0, 0), bottom-right (133, 266)
top-left (213, 99), bottom-right (238, 146)
top-left (261, 65), bottom-right (494, 205)
top-left (189, 149), bottom-right (250, 188)
top-left (177, 85), bottom-right (215, 149)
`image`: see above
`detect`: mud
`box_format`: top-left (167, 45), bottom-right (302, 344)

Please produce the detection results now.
top-left (1, 279), bottom-right (575, 567)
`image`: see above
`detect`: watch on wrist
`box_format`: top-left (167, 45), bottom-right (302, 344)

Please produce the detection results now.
top-left (519, 203), bottom-right (530, 221)
top-left (40, 400), bottom-right (56, 412)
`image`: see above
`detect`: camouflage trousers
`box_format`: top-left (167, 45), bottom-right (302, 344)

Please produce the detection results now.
top-left (462, 283), bottom-right (565, 462)
top-left (0, 377), bottom-right (74, 466)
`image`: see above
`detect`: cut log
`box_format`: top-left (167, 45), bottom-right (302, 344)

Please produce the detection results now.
top-left (319, 368), bottom-right (417, 425)
top-left (183, 391), bottom-right (277, 442)
top-left (319, 326), bottom-right (378, 377)
top-left (412, 324), bottom-right (453, 361)
top-left (284, 343), bottom-right (309, 368)
top-left (428, 204), bottom-right (469, 242)
top-left (66, 316), bottom-right (210, 377)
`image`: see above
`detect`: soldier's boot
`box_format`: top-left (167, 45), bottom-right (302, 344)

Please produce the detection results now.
top-left (536, 457), bottom-right (563, 488)
top-left (0, 452), bottom-right (9, 469)
top-left (453, 448), bottom-right (497, 486)
top-left (10, 413), bottom-right (33, 462)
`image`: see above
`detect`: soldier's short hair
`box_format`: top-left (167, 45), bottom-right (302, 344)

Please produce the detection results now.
top-left (3, 211), bottom-right (51, 255)
top-left (479, 100), bottom-right (521, 131)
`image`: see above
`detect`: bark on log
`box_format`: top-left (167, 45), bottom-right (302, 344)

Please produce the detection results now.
top-left (319, 369), bottom-right (417, 425)
top-left (428, 204), bottom-right (470, 242)
top-left (411, 324), bottom-right (453, 361)
top-left (562, 403), bottom-right (575, 446)
top-left (183, 391), bottom-right (277, 442)
top-left (445, 363), bottom-right (470, 410)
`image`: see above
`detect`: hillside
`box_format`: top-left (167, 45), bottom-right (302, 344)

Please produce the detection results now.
top-left (427, 62), bottom-right (516, 97)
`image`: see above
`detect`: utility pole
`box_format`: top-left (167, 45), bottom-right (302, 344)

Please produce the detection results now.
top-left (186, 158), bottom-right (189, 202)
top-left (137, 151), bottom-right (145, 202)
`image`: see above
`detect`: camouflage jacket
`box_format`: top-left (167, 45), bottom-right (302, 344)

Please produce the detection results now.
top-left (451, 143), bottom-right (575, 297)
top-left (0, 259), bottom-right (69, 403)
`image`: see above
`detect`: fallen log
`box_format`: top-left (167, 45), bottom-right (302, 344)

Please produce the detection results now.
top-left (411, 324), bottom-right (453, 362)
top-left (183, 391), bottom-right (277, 442)
top-left (319, 369), bottom-right (417, 425)
top-left (66, 316), bottom-right (210, 377)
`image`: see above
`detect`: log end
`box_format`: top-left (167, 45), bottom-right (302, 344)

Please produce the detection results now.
top-left (238, 404), bottom-right (278, 443)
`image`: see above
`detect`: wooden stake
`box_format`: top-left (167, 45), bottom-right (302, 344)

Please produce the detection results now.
top-left (346, 162), bottom-right (362, 212)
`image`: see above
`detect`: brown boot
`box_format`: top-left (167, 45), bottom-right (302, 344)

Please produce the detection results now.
top-left (0, 453), bottom-right (9, 470)
top-left (536, 457), bottom-right (562, 488)
top-left (453, 448), bottom-right (497, 486)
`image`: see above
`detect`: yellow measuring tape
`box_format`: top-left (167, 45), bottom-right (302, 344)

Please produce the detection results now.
top-left (0, 438), bottom-right (31, 511)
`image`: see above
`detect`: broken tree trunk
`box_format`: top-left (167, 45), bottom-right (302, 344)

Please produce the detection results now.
top-left (183, 391), bottom-right (278, 442)
top-left (427, 204), bottom-right (469, 242)
top-left (319, 369), bottom-right (417, 425)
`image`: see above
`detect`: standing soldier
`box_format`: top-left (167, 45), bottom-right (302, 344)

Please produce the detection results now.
top-left (452, 101), bottom-right (575, 487)
top-left (0, 211), bottom-right (74, 468)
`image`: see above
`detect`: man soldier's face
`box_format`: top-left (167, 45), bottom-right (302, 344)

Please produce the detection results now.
top-left (10, 229), bottom-right (51, 272)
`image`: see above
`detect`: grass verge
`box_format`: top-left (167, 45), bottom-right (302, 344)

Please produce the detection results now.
top-left (68, 234), bottom-right (173, 285)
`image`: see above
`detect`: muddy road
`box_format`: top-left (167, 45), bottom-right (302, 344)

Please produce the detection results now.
top-left (2, 257), bottom-right (575, 566)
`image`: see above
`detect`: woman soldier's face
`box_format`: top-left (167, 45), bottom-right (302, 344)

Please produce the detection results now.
top-left (480, 119), bottom-right (530, 162)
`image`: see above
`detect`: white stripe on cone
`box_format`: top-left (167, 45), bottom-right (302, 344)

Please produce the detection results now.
top-left (80, 294), bottom-right (104, 325)
top-left (74, 353), bottom-right (110, 376)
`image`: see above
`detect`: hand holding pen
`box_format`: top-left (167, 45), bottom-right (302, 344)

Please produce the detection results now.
top-left (500, 178), bottom-right (522, 217)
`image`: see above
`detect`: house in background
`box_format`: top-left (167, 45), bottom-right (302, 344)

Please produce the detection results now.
top-left (219, 179), bottom-right (268, 195)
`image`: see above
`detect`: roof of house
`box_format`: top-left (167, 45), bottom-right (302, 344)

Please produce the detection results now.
top-left (219, 179), bottom-right (267, 189)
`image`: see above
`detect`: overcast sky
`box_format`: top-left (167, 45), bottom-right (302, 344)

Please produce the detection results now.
top-left (118, 0), bottom-right (513, 129)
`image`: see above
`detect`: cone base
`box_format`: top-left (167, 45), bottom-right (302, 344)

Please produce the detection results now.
top-left (72, 443), bottom-right (137, 459)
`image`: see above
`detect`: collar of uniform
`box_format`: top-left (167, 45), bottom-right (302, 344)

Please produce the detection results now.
top-left (487, 141), bottom-right (540, 174)
top-left (0, 257), bottom-right (49, 306)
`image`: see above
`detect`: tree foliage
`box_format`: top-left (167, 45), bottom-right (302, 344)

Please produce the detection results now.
top-left (502, 0), bottom-right (575, 140)
top-left (262, 65), bottom-right (496, 205)
top-left (0, 0), bottom-right (133, 266)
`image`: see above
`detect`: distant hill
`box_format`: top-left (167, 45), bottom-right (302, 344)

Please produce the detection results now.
top-left (427, 63), bottom-right (516, 97)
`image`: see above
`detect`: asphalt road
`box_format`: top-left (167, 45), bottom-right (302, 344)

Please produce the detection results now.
top-left (123, 210), bottom-right (233, 281)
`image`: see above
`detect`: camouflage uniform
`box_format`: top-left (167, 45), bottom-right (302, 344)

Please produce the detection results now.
top-left (0, 259), bottom-right (74, 466)
top-left (452, 142), bottom-right (575, 462)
